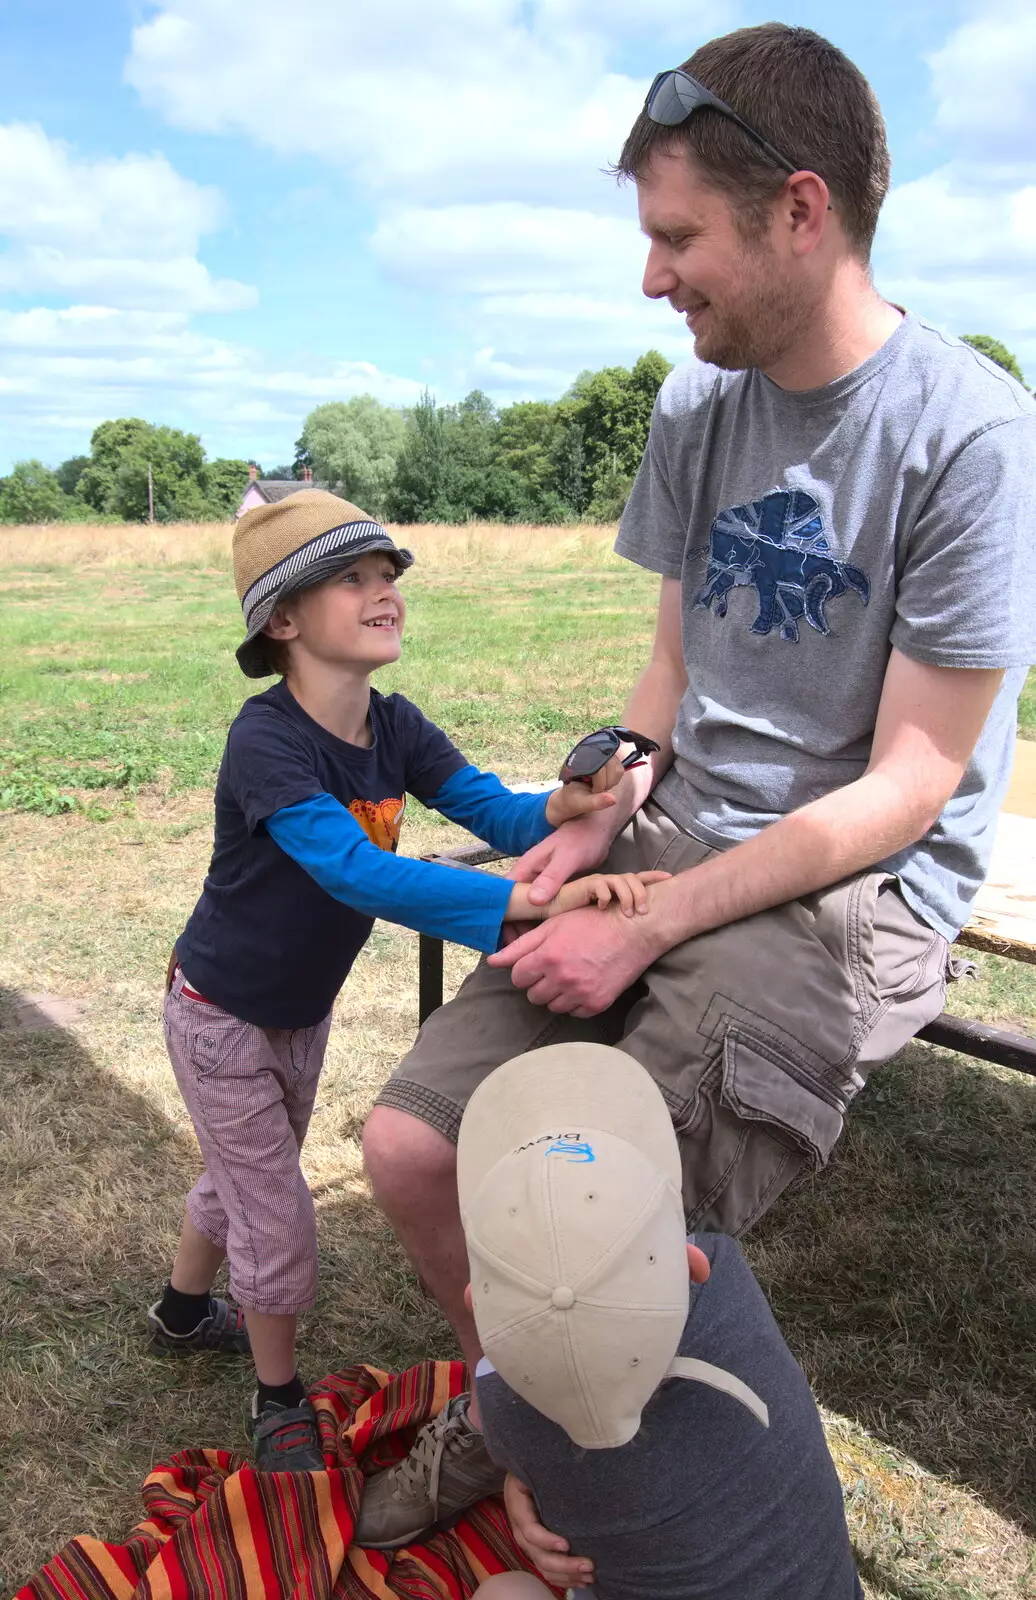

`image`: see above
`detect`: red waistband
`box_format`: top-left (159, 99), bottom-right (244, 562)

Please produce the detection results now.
top-left (177, 967), bottom-right (214, 1005)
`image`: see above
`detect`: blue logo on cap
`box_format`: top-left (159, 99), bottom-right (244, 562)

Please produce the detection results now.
top-left (545, 1139), bottom-right (595, 1163)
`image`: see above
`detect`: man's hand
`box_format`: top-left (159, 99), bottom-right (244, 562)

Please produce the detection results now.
top-left (503, 1474), bottom-right (595, 1590)
top-left (509, 811), bottom-right (617, 905)
top-left (488, 900), bottom-right (659, 1015)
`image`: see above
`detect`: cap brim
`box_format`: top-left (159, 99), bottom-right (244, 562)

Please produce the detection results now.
top-left (235, 538), bottom-right (413, 678)
top-left (457, 1043), bottom-right (681, 1221)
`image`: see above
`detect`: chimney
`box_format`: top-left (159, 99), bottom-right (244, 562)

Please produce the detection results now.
top-left (248, 464), bottom-right (258, 482)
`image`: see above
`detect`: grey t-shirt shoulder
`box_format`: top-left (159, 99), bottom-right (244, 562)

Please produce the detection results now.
top-left (616, 315), bottom-right (1036, 939)
top-left (476, 1234), bottom-right (861, 1600)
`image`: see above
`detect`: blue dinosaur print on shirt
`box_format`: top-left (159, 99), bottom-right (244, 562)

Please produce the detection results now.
top-left (693, 489), bottom-right (869, 642)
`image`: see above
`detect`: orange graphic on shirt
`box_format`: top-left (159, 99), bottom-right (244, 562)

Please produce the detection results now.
top-left (349, 796), bottom-right (406, 852)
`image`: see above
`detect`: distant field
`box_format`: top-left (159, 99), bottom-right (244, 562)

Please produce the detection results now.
top-left (1, 522), bottom-right (1034, 1597)
top-left (0, 521), bottom-right (643, 817)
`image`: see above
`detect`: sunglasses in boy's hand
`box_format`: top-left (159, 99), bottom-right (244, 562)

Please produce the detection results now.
top-left (559, 726), bottom-right (661, 785)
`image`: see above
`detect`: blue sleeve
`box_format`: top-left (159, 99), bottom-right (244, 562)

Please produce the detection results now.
top-left (265, 791), bottom-right (515, 954)
top-left (425, 766), bottom-right (554, 857)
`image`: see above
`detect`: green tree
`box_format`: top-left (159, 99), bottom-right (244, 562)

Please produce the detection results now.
top-left (961, 334), bottom-right (1027, 387)
top-left (497, 401), bottom-right (564, 496)
top-left (386, 391), bottom-right (448, 522)
top-left (563, 350), bottom-right (672, 516)
top-left (550, 422), bottom-right (588, 514)
top-left (202, 458), bottom-right (252, 519)
top-left (76, 418), bottom-right (153, 514)
top-left (55, 455), bottom-right (90, 498)
top-left (296, 396), bottom-right (406, 516)
top-left (0, 460), bottom-right (73, 523)
top-left (77, 418), bottom-right (209, 521)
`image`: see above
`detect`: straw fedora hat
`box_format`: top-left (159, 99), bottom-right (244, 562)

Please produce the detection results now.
top-left (233, 490), bottom-right (413, 676)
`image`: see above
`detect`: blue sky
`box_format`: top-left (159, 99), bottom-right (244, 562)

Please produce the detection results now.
top-left (1, 0), bottom-right (1033, 474)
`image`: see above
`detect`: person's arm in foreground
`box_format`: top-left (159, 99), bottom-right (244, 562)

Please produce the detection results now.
top-left (507, 574), bottom-right (688, 901)
top-left (489, 649), bottom-right (1004, 1015)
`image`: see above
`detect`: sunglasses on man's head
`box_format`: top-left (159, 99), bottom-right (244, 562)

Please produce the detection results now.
top-left (559, 726), bottom-right (661, 785)
top-left (645, 68), bottom-right (801, 179)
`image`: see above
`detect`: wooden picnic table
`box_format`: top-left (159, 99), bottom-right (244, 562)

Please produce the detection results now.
top-left (418, 744), bottom-right (1036, 1077)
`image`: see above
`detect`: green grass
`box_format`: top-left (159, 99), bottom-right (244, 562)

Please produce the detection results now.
top-left (1, 546), bottom-right (1035, 1598)
top-left (0, 564), bottom-right (660, 814)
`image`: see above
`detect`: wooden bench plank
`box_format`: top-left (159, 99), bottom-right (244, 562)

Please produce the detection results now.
top-left (960, 811), bottom-right (1036, 960)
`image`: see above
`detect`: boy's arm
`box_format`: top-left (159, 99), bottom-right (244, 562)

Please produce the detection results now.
top-left (423, 764), bottom-right (622, 859)
top-left (264, 792), bottom-right (657, 952)
top-left (265, 791), bottom-right (513, 953)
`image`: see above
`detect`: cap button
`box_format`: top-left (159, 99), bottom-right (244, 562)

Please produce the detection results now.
top-left (551, 1286), bottom-right (576, 1310)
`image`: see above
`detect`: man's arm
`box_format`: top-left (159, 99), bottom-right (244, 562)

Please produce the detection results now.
top-left (514, 576), bottom-right (687, 902)
top-left (490, 650), bottom-right (1004, 1014)
top-left (639, 649), bottom-right (1004, 948)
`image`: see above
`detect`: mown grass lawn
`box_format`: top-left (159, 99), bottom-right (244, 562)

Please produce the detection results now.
top-left (1, 525), bottom-right (1034, 1598)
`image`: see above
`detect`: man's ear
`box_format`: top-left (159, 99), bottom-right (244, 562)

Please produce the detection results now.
top-left (463, 1283), bottom-right (473, 1313)
top-left (687, 1242), bottom-right (710, 1285)
top-left (263, 601), bottom-right (298, 643)
top-left (781, 170), bottom-right (831, 259)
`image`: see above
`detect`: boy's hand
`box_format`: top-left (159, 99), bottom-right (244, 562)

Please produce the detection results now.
top-left (503, 1474), bottom-right (595, 1590)
top-left (544, 752), bottom-right (626, 827)
top-left (549, 869), bottom-right (670, 918)
top-left (506, 870), bottom-right (668, 926)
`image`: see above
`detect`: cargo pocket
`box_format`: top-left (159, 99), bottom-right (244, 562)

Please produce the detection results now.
top-left (721, 1025), bottom-right (847, 1169)
top-left (680, 1025), bottom-right (852, 1235)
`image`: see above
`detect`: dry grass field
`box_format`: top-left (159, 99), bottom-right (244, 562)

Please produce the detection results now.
top-left (1, 522), bottom-right (1035, 1598)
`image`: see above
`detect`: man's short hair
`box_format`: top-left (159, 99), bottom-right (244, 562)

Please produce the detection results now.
top-left (616, 24), bottom-right (891, 258)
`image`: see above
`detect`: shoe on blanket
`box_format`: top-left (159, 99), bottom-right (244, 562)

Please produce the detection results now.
top-left (354, 1392), bottom-right (505, 1549)
top-left (147, 1296), bottom-right (251, 1355)
top-left (250, 1392), bottom-right (326, 1472)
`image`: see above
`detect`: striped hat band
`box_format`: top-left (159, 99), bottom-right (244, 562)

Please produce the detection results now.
top-left (242, 519), bottom-right (392, 629)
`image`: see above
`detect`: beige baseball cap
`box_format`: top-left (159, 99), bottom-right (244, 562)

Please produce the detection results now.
top-left (458, 1042), bottom-right (692, 1450)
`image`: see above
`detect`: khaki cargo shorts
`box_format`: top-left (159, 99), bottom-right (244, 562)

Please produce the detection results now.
top-left (375, 801), bottom-right (948, 1235)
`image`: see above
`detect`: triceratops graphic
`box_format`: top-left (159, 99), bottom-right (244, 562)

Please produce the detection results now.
top-left (693, 489), bottom-right (869, 642)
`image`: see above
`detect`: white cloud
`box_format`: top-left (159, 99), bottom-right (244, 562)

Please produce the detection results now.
top-left (369, 202), bottom-right (646, 295)
top-left (0, 305), bottom-right (428, 465)
top-left (874, 1), bottom-right (1036, 381)
top-left (119, 0), bottom-right (733, 390)
top-left (928, 0), bottom-right (1036, 173)
top-left (878, 169), bottom-right (1036, 278)
top-left (124, 0), bottom-right (723, 207)
top-left (0, 123), bottom-right (256, 313)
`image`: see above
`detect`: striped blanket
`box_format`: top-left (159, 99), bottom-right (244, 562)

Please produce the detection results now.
top-left (19, 1360), bottom-right (547, 1600)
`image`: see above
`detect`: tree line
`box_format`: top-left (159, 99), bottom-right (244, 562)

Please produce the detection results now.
top-left (1, 335), bottom-right (1026, 526)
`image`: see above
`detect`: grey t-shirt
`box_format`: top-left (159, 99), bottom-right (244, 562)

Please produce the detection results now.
top-left (477, 1234), bottom-right (861, 1600)
top-left (616, 314), bottom-right (1036, 939)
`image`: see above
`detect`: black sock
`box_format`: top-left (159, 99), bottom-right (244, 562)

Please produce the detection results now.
top-left (257, 1374), bottom-right (307, 1411)
top-left (157, 1282), bottom-right (212, 1335)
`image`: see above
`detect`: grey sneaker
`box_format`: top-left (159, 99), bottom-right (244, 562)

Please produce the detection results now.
top-left (250, 1392), bottom-right (326, 1473)
top-left (354, 1393), bottom-right (506, 1549)
top-left (148, 1295), bottom-right (251, 1355)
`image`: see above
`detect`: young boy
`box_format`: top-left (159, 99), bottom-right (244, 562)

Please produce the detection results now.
top-left (147, 490), bottom-right (663, 1473)
top-left (456, 1042), bottom-right (864, 1600)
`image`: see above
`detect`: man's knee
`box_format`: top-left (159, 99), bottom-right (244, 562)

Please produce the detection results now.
top-left (363, 1104), bottom-right (458, 1214)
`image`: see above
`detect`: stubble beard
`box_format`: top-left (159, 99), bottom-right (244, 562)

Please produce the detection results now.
top-left (692, 237), bottom-right (813, 374)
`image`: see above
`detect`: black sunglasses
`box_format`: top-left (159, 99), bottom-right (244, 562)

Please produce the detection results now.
top-left (559, 726), bottom-right (660, 785)
top-left (645, 68), bottom-right (800, 178)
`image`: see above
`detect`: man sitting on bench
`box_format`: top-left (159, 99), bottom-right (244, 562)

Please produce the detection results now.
top-left (357, 21), bottom-right (1036, 1549)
